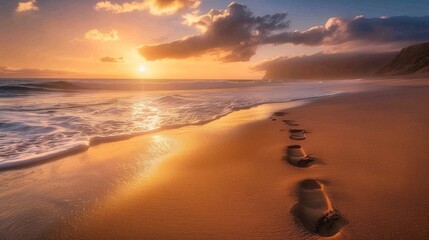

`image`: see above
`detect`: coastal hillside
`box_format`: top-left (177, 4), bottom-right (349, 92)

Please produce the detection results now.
top-left (378, 42), bottom-right (429, 76)
top-left (260, 42), bottom-right (429, 80)
top-left (260, 52), bottom-right (397, 80)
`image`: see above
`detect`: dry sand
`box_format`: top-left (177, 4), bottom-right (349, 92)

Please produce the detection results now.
top-left (3, 84), bottom-right (429, 239)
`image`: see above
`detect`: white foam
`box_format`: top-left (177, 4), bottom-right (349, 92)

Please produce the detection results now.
top-left (0, 142), bottom-right (89, 169)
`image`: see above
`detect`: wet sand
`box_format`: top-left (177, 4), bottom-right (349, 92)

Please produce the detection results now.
top-left (2, 84), bottom-right (429, 239)
top-left (42, 101), bottom-right (310, 239)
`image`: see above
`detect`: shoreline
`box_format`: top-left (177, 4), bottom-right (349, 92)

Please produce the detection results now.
top-left (1, 82), bottom-right (429, 239)
top-left (1, 77), bottom-right (393, 171)
top-left (0, 100), bottom-right (309, 171)
top-left (0, 91), bottom-right (351, 171)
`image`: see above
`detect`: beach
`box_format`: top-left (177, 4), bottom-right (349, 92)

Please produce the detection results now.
top-left (3, 0), bottom-right (429, 239)
top-left (1, 82), bottom-right (429, 239)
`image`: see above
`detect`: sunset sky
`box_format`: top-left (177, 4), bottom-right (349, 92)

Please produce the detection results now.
top-left (1, 0), bottom-right (428, 79)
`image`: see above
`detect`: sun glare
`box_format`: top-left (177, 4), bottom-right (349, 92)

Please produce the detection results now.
top-left (139, 64), bottom-right (147, 73)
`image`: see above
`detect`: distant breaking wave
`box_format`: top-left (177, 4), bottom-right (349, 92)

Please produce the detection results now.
top-left (0, 81), bottom-right (83, 92)
top-left (0, 79), bottom-right (286, 95)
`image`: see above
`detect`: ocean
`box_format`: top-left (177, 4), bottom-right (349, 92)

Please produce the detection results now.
top-left (0, 78), bottom-right (369, 169)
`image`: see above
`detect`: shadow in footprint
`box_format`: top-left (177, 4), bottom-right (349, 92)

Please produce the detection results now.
top-left (282, 155), bottom-right (323, 168)
top-left (283, 120), bottom-right (299, 126)
top-left (280, 129), bottom-right (312, 133)
top-left (289, 129), bottom-right (307, 140)
top-left (289, 129), bottom-right (311, 134)
top-left (292, 179), bottom-right (348, 237)
top-left (273, 111), bottom-right (289, 117)
top-left (284, 145), bottom-right (315, 168)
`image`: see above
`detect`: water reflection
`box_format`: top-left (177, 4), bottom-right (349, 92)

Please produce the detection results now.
top-left (130, 134), bottom-right (177, 181)
top-left (131, 101), bottom-right (162, 131)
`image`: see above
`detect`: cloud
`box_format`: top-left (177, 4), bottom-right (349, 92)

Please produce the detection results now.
top-left (85, 29), bottom-right (119, 41)
top-left (95, 0), bottom-right (200, 15)
top-left (139, 2), bottom-right (289, 62)
top-left (254, 51), bottom-right (397, 80)
top-left (147, 0), bottom-right (201, 15)
top-left (16, 0), bottom-right (39, 13)
top-left (138, 2), bottom-right (429, 62)
top-left (0, 66), bottom-right (76, 78)
top-left (100, 56), bottom-right (125, 63)
top-left (0, 66), bottom-right (120, 78)
top-left (263, 15), bottom-right (429, 47)
top-left (95, 1), bottom-right (146, 13)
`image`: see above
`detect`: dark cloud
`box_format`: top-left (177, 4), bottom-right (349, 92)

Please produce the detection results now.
top-left (138, 2), bottom-right (429, 62)
top-left (139, 2), bottom-right (289, 62)
top-left (99, 56), bottom-right (125, 63)
top-left (254, 52), bottom-right (398, 80)
top-left (264, 15), bottom-right (429, 46)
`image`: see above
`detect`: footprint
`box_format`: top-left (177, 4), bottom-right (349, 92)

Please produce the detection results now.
top-left (289, 129), bottom-right (307, 140)
top-left (283, 120), bottom-right (299, 126)
top-left (273, 111), bottom-right (288, 117)
top-left (285, 145), bottom-right (314, 167)
top-left (289, 129), bottom-right (310, 134)
top-left (292, 179), bottom-right (347, 237)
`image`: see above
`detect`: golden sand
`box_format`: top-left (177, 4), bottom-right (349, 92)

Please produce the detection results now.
top-left (5, 84), bottom-right (429, 240)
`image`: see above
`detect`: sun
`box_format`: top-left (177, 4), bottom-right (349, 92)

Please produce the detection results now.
top-left (138, 64), bottom-right (147, 73)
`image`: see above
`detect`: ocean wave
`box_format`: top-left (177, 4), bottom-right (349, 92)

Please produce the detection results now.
top-left (24, 81), bottom-right (85, 90)
top-left (0, 79), bottom-right (279, 95)
top-left (0, 142), bottom-right (89, 170)
top-left (0, 85), bottom-right (52, 92)
top-left (0, 96), bottom-right (320, 170)
top-left (0, 98), bottom-right (122, 112)
top-left (0, 79), bottom-right (370, 170)
top-left (0, 81), bottom-right (82, 93)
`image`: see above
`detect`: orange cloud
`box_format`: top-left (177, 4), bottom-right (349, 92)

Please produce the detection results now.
top-left (0, 66), bottom-right (75, 78)
top-left (148, 0), bottom-right (201, 15)
top-left (95, 1), bottom-right (146, 13)
top-left (94, 0), bottom-right (200, 15)
top-left (0, 66), bottom-right (121, 78)
top-left (100, 56), bottom-right (125, 63)
top-left (84, 29), bottom-right (119, 41)
top-left (16, 0), bottom-right (39, 13)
